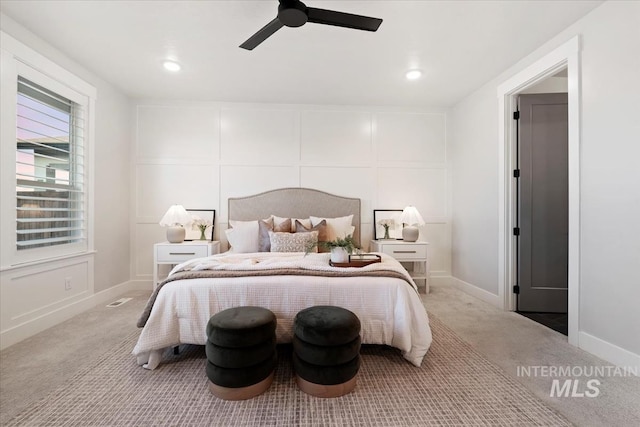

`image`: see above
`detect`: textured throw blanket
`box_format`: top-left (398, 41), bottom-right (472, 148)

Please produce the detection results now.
top-left (137, 252), bottom-right (415, 327)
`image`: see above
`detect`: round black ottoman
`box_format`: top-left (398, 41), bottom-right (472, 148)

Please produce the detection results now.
top-left (207, 306), bottom-right (276, 348)
top-left (293, 306), bottom-right (361, 398)
top-left (294, 305), bottom-right (361, 346)
top-left (293, 335), bottom-right (361, 366)
top-left (206, 306), bottom-right (277, 400)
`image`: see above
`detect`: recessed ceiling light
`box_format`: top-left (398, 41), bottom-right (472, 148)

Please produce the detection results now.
top-left (405, 69), bottom-right (423, 80)
top-left (162, 60), bottom-right (181, 72)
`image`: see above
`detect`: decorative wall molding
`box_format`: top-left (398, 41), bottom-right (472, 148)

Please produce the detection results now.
top-left (132, 102), bottom-right (452, 280)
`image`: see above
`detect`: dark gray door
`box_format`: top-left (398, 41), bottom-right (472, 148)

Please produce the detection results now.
top-left (518, 93), bottom-right (568, 313)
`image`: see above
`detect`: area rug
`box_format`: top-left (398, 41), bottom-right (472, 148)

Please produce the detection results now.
top-left (6, 316), bottom-right (571, 426)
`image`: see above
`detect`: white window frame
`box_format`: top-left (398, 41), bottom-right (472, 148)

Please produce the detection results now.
top-left (1, 32), bottom-right (96, 268)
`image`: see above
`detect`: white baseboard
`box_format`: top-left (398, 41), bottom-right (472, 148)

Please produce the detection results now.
top-left (128, 279), bottom-right (153, 291)
top-left (0, 279), bottom-right (147, 350)
top-left (451, 276), bottom-right (502, 308)
top-left (579, 331), bottom-right (640, 376)
top-left (429, 275), bottom-right (453, 287)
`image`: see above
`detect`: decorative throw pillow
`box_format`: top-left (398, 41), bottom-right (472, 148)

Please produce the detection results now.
top-left (295, 219), bottom-right (328, 252)
top-left (310, 215), bottom-right (354, 241)
top-left (269, 231), bottom-right (318, 253)
top-left (226, 220), bottom-right (259, 253)
top-left (273, 215), bottom-right (310, 232)
top-left (258, 217), bottom-right (292, 252)
top-left (291, 218), bottom-right (312, 232)
top-left (257, 217), bottom-right (274, 252)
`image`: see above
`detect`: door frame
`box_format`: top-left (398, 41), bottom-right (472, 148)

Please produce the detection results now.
top-left (497, 36), bottom-right (581, 346)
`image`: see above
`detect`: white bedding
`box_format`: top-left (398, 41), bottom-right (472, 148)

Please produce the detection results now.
top-left (133, 252), bottom-right (432, 369)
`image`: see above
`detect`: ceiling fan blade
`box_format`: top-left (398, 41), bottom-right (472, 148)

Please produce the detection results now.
top-left (240, 17), bottom-right (284, 50)
top-left (307, 8), bottom-right (382, 32)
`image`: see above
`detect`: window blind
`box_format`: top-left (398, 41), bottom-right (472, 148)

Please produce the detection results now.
top-left (16, 77), bottom-right (86, 250)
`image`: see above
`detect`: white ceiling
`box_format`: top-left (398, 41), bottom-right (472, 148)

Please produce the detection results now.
top-left (0, 0), bottom-right (602, 107)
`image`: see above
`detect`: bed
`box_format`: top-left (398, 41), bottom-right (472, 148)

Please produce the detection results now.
top-left (133, 188), bottom-right (432, 369)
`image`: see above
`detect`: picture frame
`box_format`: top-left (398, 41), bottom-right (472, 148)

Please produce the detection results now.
top-left (185, 209), bottom-right (216, 241)
top-left (373, 209), bottom-right (404, 240)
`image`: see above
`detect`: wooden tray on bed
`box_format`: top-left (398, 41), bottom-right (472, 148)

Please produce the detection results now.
top-left (329, 254), bottom-right (381, 268)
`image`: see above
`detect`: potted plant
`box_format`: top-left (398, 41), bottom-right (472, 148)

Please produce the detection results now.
top-left (306, 235), bottom-right (360, 263)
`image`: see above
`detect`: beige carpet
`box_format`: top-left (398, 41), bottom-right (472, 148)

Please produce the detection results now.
top-left (6, 316), bottom-right (571, 426)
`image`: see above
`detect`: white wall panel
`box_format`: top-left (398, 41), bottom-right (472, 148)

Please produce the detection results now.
top-left (301, 110), bottom-right (372, 165)
top-left (376, 113), bottom-right (446, 164)
top-left (135, 224), bottom-right (166, 276)
top-left (219, 165), bottom-right (299, 220)
top-left (137, 105), bottom-right (219, 161)
top-left (376, 167), bottom-right (447, 221)
top-left (220, 108), bottom-right (297, 164)
top-left (300, 167), bottom-right (375, 223)
top-left (133, 102), bottom-right (452, 281)
top-left (136, 164), bottom-right (220, 220)
top-left (421, 224), bottom-right (451, 274)
top-left (1, 260), bottom-right (89, 327)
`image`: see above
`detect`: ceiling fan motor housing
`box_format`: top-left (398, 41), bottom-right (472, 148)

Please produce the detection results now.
top-left (278, 0), bottom-right (308, 27)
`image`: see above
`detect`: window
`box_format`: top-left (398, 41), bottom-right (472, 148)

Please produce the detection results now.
top-left (1, 32), bottom-right (95, 267)
top-left (16, 77), bottom-right (86, 250)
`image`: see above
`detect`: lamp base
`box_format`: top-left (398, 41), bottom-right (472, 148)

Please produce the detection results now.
top-left (402, 225), bottom-right (419, 242)
top-left (166, 226), bottom-right (186, 243)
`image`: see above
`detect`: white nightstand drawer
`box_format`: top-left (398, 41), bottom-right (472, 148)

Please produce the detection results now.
top-left (154, 241), bottom-right (220, 290)
top-left (156, 244), bottom-right (209, 262)
top-left (380, 244), bottom-right (427, 259)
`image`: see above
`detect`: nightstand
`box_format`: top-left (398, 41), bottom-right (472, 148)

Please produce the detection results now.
top-left (153, 241), bottom-right (220, 289)
top-left (370, 240), bottom-right (429, 293)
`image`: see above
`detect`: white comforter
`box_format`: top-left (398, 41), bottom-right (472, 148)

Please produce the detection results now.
top-left (133, 252), bottom-right (432, 369)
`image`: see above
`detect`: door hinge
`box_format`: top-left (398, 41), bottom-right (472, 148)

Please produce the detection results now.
top-left (513, 169), bottom-right (520, 178)
top-left (513, 227), bottom-right (520, 236)
top-left (513, 285), bottom-right (520, 294)
top-left (513, 111), bottom-right (520, 120)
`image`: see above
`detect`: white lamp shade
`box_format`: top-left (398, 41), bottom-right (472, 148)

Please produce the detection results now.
top-left (399, 206), bottom-right (425, 226)
top-left (159, 205), bottom-right (192, 227)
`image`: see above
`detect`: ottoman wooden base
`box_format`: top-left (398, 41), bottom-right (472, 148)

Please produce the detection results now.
top-left (209, 371), bottom-right (274, 401)
top-left (295, 375), bottom-right (357, 398)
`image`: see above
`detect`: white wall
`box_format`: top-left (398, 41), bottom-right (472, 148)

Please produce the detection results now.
top-left (449, 83), bottom-right (500, 295)
top-left (0, 15), bottom-right (132, 348)
top-left (132, 103), bottom-right (451, 284)
top-left (521, 76), bottom-right (567, 94)
top-left (449, 1), bottom-right (640, 364)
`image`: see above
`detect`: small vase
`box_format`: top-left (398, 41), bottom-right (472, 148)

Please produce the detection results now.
top-left (199, 228), bottom-right (207, 240)
top-left (330, 247), bottom-right (349, 263)
top-left (383, 226), bottom-right (390, 240)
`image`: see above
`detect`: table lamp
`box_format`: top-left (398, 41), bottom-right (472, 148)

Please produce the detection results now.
top-left (159, 205), bottom-right (192, 243)
top-left (399, 206), bottom-right (425, 242)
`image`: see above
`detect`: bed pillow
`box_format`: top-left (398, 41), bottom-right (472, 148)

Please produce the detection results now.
top-left (257, 217), bottom-right (274, 252)
top-left (269, 231), bottom-right (318, 253)
top-left (295, 219), bottom-right (328, 252)
top-left (226, 220), bottom-right (260, 253)
top-left (310, 215), bottom-right (354, 241)
top-left (292, 218), bottom-right (311, 231)
top-left (273, 215), bottom-right (311, 232)
top-left (258, 217), bottom-right (292, 252)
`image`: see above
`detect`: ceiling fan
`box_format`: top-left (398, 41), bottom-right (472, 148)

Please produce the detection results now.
top-left (240, 0), bottom-right (383, 50)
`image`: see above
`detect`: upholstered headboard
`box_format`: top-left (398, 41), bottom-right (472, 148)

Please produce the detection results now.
top-left (228, 188), bottom-right (361, 245)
